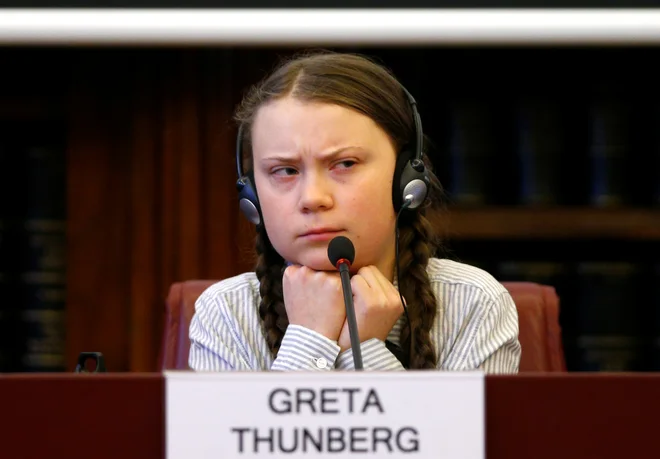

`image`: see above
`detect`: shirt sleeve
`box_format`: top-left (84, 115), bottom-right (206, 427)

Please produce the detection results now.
top-left (188, 291), bottom-right (255, 371)
top-left (271, 324), bottom-right (341, 371)
top-left (470, 291), bottom-right (522, 374)
top-left (188, 289), bottom-right (342, 372)
top-left (335, 338), bottom-right (405, 371)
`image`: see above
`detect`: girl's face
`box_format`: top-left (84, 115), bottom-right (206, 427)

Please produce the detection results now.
top-left (251, 96), bottom-right (399, 279)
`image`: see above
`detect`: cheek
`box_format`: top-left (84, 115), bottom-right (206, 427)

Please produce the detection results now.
top-left (346, 180), bottom-right (395, 226)
top-left (260, 198), bottom-right (293, 260)
top-left (258, 189), bottom-right (288, 236)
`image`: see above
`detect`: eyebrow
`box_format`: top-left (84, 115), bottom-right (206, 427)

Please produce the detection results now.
top-left (261, 146), bottom-right (366, 163)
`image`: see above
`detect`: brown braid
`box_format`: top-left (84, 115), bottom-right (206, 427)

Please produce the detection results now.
top-left (254, 226), bottom-right (288, 357)
top-left (393, 141), bottom-right (446, 369)
top-left (396, 212), bottom-right (440, 369)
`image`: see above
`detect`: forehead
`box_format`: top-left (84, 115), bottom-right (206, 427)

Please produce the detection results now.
top-left (251, 97), bottom-right (391, 157)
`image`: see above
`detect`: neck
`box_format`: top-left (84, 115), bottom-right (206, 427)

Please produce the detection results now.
top-left (375, 245), bottom-right (397, 285)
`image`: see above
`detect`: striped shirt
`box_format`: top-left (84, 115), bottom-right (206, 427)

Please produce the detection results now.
top-left (188, 258), bottom-right (521, 373)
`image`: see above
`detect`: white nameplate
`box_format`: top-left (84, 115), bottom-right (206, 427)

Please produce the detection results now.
top-left (165, 371), bottom-right (484, 459)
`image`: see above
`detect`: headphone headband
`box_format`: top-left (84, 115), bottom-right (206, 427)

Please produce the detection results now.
top-left (236, 123), bottom-right (246, 181)
top-left (400, 86), bottom-right (424, 164)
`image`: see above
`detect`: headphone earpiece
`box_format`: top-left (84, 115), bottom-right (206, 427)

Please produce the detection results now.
top-left (236, 172), bottom-right (262, 226)
top-left (398, 156), bottom-right (430, 211)
top-left (392, 147), bottom-right (430, 212)
top-left (392, 87), bottom-right (430, 212)
top-left (235, 125), bottom-right (263, 227)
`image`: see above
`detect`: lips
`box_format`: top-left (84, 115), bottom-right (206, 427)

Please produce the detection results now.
top-left (299, 228), bottom-right (343, 238)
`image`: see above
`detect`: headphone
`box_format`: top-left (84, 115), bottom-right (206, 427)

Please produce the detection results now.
top-left (235, 85), bottom-right (430, 227)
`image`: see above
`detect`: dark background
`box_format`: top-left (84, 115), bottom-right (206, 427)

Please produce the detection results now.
top-left (0, 5), bottom-right (658, 373)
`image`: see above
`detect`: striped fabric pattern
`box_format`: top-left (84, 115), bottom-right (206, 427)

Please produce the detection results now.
top-left (188, 258), bottom-right (521, 373)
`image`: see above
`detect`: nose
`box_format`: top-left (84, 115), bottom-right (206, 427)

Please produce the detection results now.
top-left (298, 171), bottom-right (334, 212)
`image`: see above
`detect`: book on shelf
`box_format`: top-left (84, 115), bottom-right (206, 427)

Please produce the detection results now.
top-left (437, 84), bottom-right (658, 208)
top-left (0, 119), bottom-right (67, 372)
top-left (512, 96), bottom-right (564, 206)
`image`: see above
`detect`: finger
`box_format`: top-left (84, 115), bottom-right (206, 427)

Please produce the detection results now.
top-left (316, 269), bottom-right (342, 283)
top-left (299, 265), bottom-right (339, 277)
top-left (357, 266), bottom-right (390, 294)
top-left (360, 267), bottom-right (406, 311)
top-left (283, 264), bottom-right (298, 279)
top-left (298, 265), bottom-right (327, 279)
top-left (350, 274), bottom-right (371, 301)
top-left (355, 268), bottom-right (392, 307)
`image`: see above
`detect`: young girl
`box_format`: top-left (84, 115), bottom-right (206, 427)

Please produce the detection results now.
top-left (188, 50), bottom-right (521, 373)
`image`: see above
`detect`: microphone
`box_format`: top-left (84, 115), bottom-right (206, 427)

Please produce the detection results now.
top-left (327, 236), bottom-right (363, 370)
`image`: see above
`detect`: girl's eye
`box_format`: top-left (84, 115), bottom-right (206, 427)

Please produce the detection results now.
top-left (272, 167), bottom-right (298, 176)
top-left (334, 160), bottom-right (357, 170)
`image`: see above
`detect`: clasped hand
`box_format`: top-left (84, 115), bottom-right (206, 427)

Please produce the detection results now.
top-left (282, 265), bottom-right (404, 352)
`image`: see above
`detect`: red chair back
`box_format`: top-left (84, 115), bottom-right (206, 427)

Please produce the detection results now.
top-left (159, 280), bottom-right (566, 372)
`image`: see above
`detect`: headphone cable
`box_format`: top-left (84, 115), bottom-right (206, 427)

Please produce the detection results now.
top-left (395, 196), bottom-right (414, 369)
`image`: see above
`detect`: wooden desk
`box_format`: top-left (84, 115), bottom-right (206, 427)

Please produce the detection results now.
top-left (2, 373), bottom-right (659, 459)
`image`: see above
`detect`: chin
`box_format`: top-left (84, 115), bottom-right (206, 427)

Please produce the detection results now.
top-left (281, 245), bottom-right (336, 272)
top-left (278, 241), bottom-right (379, 273)
top-left (296, 256), bottom-right (336, 272)
top-left (291, 253), bottom-right (372, 275)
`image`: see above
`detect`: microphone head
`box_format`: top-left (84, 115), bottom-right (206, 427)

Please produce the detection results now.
top-left (327, 236), bottom-right (355, 268)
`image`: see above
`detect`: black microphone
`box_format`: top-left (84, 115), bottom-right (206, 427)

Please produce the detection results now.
top-left (327, 236), bottom-right (363, 370)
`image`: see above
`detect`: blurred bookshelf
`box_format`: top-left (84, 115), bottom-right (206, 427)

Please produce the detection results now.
top-left (445, 207), bottom-right (660, 240)
top-left (0, 45), bottom-right (658, 373)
